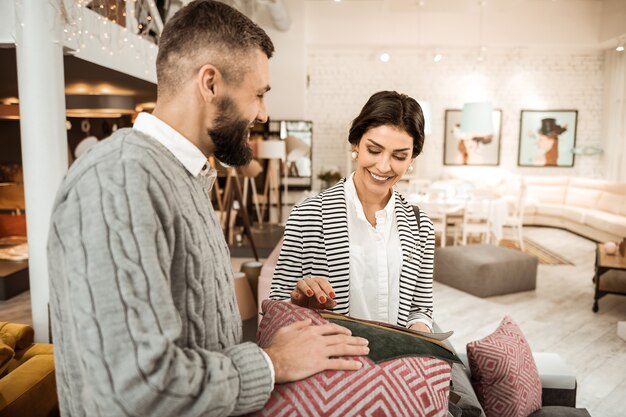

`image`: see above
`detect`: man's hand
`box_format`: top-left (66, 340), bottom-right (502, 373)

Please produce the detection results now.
top-left (290, 277), bottom-right (337, 309)
top-left (263, 319), bottom-right (369, 384)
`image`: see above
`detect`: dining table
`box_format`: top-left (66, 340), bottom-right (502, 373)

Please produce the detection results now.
top-left (407, 193), bottom-right (509, 243)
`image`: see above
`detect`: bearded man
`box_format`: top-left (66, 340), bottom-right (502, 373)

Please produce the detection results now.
top-left (47, 2), bottom-right (368, 416)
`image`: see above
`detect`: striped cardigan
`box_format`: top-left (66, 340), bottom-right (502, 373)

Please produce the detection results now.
top-left (270, 178), bottom-right (435, 327)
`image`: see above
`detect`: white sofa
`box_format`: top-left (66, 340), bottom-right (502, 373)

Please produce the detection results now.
top-left (523, 176), bottom-right (626, 242)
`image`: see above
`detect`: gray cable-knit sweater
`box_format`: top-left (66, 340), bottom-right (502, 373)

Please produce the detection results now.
top-left (48, 129), bottom-right (272, 417)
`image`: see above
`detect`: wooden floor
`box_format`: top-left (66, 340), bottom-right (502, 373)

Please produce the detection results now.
top-left (435, 227), bottom-right (626, 417)
top-left (1, 227), bottom-right (624, 416)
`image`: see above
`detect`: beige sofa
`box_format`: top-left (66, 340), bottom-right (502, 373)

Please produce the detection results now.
top-left (523, 176), bottom-right (626, 242)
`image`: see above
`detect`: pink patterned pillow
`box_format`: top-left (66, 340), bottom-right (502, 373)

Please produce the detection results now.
top-left (252, 300), bottom-right (452, 417)
top-left (467, 316), bottom-right (542, 417)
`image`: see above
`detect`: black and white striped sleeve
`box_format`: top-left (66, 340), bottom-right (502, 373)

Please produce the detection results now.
top-left (269, 205), bottom-right (305, 300)
top-left (407, 214), bottom-right (435, 326)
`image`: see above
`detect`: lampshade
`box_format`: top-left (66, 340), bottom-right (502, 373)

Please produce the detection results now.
top-left (256, 140), bottom-right (286, 160)
top-left (417, 101), bottom-right (432, 135)
top-left (285, 135), bottom-right (310, 163)
top-left (233, 271), bottom-right (258, 321)
top-left (461, 102), bottom-right (493, 135)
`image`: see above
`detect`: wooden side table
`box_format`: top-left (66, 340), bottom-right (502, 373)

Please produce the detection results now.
top-left (593, 244), bottom-right (626, 312)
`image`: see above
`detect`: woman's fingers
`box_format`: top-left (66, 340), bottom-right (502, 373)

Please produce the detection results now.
top-left (304, 279), bottom-right (329, 304)
top-left (290, 288), bottom-right (307, 306)
top-left (295, 280), bottom-right (314, 298)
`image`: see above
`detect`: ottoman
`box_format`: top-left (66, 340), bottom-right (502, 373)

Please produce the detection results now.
top-left (434, 244), bottom-right (537, 297)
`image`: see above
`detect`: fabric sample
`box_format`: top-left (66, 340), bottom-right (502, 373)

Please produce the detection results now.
top-left (467, 316), bottom-right (542, 417)
top-left (320, 312), bottom-right (461, 364)
top-left (252, 300), bottom-right (453, 417)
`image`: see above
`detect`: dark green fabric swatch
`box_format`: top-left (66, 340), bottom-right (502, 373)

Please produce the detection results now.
top-left (326, 317), bottom-right (463, 365)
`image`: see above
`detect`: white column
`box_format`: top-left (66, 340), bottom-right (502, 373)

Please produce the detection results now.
top-left (15, 0), bottom-right (68, 342)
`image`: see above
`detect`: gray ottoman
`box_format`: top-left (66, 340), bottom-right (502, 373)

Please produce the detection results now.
top-left (434, 244), bottom-right (538, 297)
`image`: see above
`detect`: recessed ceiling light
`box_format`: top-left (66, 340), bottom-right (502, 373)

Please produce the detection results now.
top-left (379, 52), bottom-right (390, 63)
top-left (434, 53), bottom-right (443, 62)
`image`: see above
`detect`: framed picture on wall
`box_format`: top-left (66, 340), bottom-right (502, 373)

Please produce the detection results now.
top-left (517, 110), bottom-right (578, 167)
top-left (443, 109), bottom-right (502, 166)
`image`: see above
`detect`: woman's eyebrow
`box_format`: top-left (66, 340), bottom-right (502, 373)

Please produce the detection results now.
top-left (366, 138), bottom-right (411, 152)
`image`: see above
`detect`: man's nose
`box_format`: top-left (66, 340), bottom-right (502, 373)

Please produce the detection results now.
top-left (256, 101), bottom-right (268, 124)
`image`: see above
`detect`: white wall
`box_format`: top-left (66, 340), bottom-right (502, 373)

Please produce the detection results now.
top-left (304, 0), bottom-right (604, 50)
top-left (600, 0), bottom-right (626, 43)
top-left (0, 1), bottom-right (15, 45)
top-left (306, 48), bottom-right (605, 184)
top-left (256, 0), bottom-right (307, 119)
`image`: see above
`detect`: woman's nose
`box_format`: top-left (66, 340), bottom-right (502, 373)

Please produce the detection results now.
top-left (376, 155), bottom-right (391, 173)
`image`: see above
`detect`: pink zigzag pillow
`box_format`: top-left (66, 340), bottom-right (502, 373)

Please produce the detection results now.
top-left (250, 300), bottom-right (451, 417)
top-left (467, 315), bottom-right (542, 417)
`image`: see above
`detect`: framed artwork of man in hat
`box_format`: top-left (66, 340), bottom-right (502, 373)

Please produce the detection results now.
top-left (518, 110), bottom-right (578, 167)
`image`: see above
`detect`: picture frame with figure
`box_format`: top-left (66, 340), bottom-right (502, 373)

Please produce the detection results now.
top-left (517, 110), bottom-right (578, 167)
top-left (443, 109), bottom-right (502, 166)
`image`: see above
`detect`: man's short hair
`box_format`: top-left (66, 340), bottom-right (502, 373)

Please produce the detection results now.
top-left (156, 0), bottom-right (275, 98)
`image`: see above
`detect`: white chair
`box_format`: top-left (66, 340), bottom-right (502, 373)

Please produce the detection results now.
top-left (461, 199), bottom-right (492, 245)
top-left (502, 182), bottom-right (527, 251)
top-left (431, 212), bottom-right (448, 247)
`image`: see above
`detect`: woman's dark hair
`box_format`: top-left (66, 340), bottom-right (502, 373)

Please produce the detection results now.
top-left (348, 91), bottom-right (425, 158)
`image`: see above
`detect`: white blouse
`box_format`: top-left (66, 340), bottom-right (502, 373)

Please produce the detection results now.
top-left (344, 174), bottom-right (431, 329)
top-left (345, 173), bottom-right (403, 324)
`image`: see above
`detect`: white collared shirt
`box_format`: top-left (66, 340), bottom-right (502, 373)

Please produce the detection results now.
top-left (132, 112), bottom-right (275, 386)
top-left (133, 112), bottom-right (215, 181)
top-left (345, 173), bottom-right (403, 325)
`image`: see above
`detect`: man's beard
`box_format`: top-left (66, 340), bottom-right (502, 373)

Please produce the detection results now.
top-left (208, 96), bottom-right (254, 167)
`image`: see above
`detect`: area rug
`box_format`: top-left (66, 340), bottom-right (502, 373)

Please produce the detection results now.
top-left (499, 238), bottom-right (573, 265)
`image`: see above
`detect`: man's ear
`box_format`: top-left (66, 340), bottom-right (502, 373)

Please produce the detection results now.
top-left (197, 63), bottom-right (221, 103)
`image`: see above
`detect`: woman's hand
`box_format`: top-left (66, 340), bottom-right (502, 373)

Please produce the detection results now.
top-left (291, 277), bottom-right (337, 309)
top-left (409, 322), bottom-right (432, 333)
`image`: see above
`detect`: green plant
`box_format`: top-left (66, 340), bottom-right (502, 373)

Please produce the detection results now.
top-left (317, 169), bottom-right (342, 184)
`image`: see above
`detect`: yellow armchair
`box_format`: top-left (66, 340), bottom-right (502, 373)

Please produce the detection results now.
top-left (0, 322), bottom-right (58, 417)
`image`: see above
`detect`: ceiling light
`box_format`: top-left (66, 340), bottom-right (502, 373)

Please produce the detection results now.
top-left (617, 40), bottom-right (624, 52)
top-left (434, 53), bottom-right (443, 62)
top-left (379, 52), bottom-right (390, 63)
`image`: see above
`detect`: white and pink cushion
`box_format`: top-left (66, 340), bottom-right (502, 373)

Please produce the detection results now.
top-left (252, 300), bottom-right (452, 417)
top-left (467, 316), bottom-right (542, 417)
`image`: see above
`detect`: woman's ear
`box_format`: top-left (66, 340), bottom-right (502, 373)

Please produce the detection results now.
top-left (197, 64), bottom-right (220, 103)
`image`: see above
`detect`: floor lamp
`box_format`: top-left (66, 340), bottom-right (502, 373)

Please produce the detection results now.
top-left (222, 166), bottom-right (260, 261)
top-left (238, 159), bottom-right (263, 225)
top-left (257, 140), bottom-right (285, 224)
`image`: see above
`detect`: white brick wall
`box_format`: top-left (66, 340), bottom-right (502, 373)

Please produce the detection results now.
top-left (306, 49), bottom-right (605, 187)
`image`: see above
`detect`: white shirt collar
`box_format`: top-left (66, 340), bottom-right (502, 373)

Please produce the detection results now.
top-left (133, 112), bottom-right (211, 177)
top-left (345, 172), bottom-right (395, 226)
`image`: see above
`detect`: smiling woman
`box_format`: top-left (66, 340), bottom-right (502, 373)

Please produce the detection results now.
top-left (270, 90), bottom-right (435, 333)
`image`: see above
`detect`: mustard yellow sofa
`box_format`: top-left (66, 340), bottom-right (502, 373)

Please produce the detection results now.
top-left (0, 322), bottom-right (58, 417)
top-left (523, 176), bottom-right (626, 242)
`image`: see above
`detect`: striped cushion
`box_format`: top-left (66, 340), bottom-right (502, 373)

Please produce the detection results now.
top-left (252, 300), bottom-right (451, 417)
top-left (467, 316), bottom-right (542, 417)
